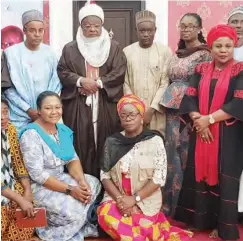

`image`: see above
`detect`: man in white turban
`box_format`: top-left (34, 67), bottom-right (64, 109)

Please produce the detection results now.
top-left (57, 3), bottom-right (126, 178)
top-left (2, 9), bottom-right (61, 131)
top-left (228, 5), bottom-right (243, 61)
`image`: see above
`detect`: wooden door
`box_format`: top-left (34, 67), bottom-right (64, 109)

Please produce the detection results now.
top-left (73, 1), bottom-right (145, 49)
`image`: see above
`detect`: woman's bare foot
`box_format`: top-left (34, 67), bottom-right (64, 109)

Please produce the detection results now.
top-left (209, 229), bottom-right (218, 239)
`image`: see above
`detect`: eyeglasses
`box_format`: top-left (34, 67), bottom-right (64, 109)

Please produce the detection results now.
top-left (119, 112), bottom-right (140, 121)
top-left (178, 25), bottom-right (198, 31)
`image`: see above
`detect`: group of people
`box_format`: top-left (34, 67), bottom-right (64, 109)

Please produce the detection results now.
top-left (1, 2), bottom-right (243, 241)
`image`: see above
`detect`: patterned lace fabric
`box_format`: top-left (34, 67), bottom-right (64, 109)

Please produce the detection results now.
top-left (101, 136), bottom-right (167, 186)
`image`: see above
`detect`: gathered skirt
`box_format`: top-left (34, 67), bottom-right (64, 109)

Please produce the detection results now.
top-left (98, 175), bottom-right (193, 241)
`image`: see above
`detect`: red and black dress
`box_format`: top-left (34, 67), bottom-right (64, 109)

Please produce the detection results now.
top-left (175, 61), bottom-right (243, 240)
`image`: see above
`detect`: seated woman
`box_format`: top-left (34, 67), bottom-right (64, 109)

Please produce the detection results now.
top-left (98, 94), bottom-right (192, 241)
top-left (174, 25), bottom-right (243, 241)
top-left (19, 91), bottom-right (101, 241)
top-left (1, 96), bottom-right (36, 241)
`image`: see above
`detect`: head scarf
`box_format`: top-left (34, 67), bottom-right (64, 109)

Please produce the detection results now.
top-left (195, 24), bottom-right (237, 186)
top-left (22, 10), bottom-right (43, 26)
top-left (207, 24), bottom-right (238, 48)
top-left (135, 10), bottom-right (156, 27)
top-left (79, 3), bottom-right (104, 24)
top-left (76, 3), bottom-right (110, 67)
top-left (117, 94), bottom-right (146, 117)
top-left (228, 5), bottom-right (243, 20)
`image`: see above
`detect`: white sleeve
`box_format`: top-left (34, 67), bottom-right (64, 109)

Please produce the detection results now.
top-left (152, 136), bottom-right (167, 187)
top-left (76, 77), bottom-right (83, 87)
top-left (20, 130), bottom-right (50, 184)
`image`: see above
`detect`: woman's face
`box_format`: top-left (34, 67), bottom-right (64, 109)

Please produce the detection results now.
top-left (1, 102), bottom-right (9, 130)
top-left (38, 96), bottom-right (62, 124)
top-left (81, 16), bottom-right (102, 38)
top-left (179, 15), bottom-right (200, 42)
top-left (119, 104), bottom-right (143, 133)
top-left (211, 37), bottom-right (234, 66)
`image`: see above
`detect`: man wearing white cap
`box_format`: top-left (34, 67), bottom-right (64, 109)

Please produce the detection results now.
top-left (58, 3), bottom-right (126, 178)
top-left (228, 5), bottom-right (243, 61)
top-left (123, 10), bottom-right (172, 136)
top-left (3, 9), bottom-right (61, 132)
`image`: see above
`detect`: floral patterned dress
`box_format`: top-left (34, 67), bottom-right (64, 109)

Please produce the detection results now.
top-left (160, 49), bottom-right (211, 217)
top-left (20, 129), bottom-right (101, 241)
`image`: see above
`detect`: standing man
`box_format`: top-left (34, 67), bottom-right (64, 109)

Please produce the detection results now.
top-left (57, 3), bottom-right (126, 178)
top-left (228, 5), bottom-right (243, 61)
top-left (228, 6), bottom-right (243, 221)
top-left (3, 10), bottom-right (61, 131)
top-left (123, 10), bottom-right (172, 135)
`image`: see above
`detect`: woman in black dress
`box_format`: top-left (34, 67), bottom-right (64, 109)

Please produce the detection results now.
top-left (175, 24), bottom-right (243, 241)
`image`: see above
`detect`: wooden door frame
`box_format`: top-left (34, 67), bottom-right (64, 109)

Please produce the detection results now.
top-left (72, 0), bottom-right (145, 40)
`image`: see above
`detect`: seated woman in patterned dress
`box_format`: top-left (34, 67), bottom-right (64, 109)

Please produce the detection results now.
top-left (98, 94), bottom-right (193, 241)
top-left (1, 96), bottom-right (36, 241)
top-left (19, 91), bottom-right (101, 241)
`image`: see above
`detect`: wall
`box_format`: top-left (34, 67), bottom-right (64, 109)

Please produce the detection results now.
top-left (2, 0), bottom-right (242, 56)
top-left (168, 0), bottom-right (241, 52)
top-left (49, 0), bottom-right (169, 58)
top-left (146, 0), bottom-right (169, 45)
top-left (49, 0), bottom-right (73, 58)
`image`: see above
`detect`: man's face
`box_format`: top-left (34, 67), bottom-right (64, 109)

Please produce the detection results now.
top-left (228, 13), bottom-right (243, 39)
top-left (24, 21), bottom-right (44, 47)
top-left (81, 16), bottom-right (102, 38)
top-left (136, 21), bottom-right (156, 48)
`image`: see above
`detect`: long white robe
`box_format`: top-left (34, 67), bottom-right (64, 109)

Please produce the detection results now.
top-left (123, 42), bottom-right (172, 135)
top-left (4, 42), bottom-right (61, 131)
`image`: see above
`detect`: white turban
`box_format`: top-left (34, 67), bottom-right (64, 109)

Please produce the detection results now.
top-left (228, 5), bottom-right (243, 20)
top-left (79, 3), bottom-right (104, 24)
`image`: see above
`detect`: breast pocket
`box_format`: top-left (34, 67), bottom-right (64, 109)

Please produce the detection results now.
top-left (138, 160), bottom-right (154, 181)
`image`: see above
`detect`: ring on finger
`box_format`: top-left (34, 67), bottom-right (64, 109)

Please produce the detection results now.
top-left (123, 214), bottom-right (127, 217)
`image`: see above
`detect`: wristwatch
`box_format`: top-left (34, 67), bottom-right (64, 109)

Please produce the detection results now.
top-left (209, 114), bottom-right (215, 124)
top-left (65, 185), bottom-right (73, 195)
top-left (134, 193), bottom-right (141, 202)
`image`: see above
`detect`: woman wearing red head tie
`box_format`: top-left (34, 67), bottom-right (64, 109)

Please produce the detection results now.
top-left (175, 25), bottom-right (243, 240)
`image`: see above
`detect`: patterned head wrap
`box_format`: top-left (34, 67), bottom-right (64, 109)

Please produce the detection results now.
top-left (228, 5), bottom-right (243, 20)
top-left (79, 3), bottom-right (104, 24)
top-left (207, 24), bottom-right (238, 48)
top-left (135, 10), bottom-right (156, 26)
top-left (117, 94), bottom-right (146, 117)
top-left (22, 10), bottom-right (43, 27)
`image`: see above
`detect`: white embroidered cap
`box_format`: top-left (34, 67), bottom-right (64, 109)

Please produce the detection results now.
top-left (228, 5), bottom-right (243, 20)
top-left (78, 3), bottom-right (104, 24)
